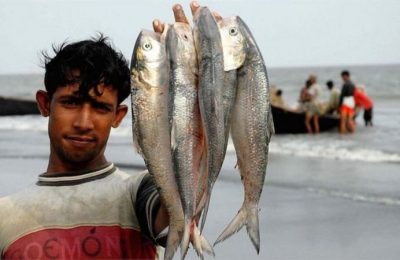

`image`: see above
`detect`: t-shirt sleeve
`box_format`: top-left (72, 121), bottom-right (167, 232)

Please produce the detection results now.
top-left (135, 173), bottom-right (167, 246)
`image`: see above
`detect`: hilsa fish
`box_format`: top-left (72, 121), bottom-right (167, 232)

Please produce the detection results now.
top-left (192, 6), bottom-right (228, 233)
top-left (130, 28), bottom-right (184, 260)
top-left (165, 22), bottom-right (213, 259)
top-left (214, 16), bottom-right (274, 254)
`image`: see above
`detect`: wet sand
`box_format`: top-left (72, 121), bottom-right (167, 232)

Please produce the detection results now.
top-left (2, 151), bottom-right (400, 260)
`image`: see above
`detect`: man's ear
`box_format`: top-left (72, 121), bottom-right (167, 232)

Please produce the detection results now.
top-left (112, 104), bottom-right (128, 128)
top-left (36, 90), bottom-right (50, 117)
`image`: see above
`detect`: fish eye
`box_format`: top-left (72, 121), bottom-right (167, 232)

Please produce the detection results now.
top-left (229, 27), bottom-right (238, 36)
top-left (183, 34), bottom-right (189, 41)
top-left (142, 42), bottom-right (152, 51)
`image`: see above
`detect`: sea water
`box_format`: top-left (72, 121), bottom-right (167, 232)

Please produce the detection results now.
top-left (0, 65), bottom-right (399, 201)
top-left (1, 64), bottom-right (399, 162)
top-left (1, 65), bottom-right (400, 260)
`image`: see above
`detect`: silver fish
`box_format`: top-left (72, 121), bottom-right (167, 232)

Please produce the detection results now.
top-left (130, 28), bottom-right (184, 260)
top-left (214, 17), bottom-right (274, 253)
top-left (194, 16), bottom-right (247, 217)
top-left (165, 22), bottom-right (213, 258)
top-left (192, 6), bottom-right (228, 232)
top-left (219, 15), bottom-right (247, 146)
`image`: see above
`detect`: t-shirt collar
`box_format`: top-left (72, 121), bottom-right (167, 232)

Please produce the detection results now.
top-left (37, 163), bottom-right (116, 186)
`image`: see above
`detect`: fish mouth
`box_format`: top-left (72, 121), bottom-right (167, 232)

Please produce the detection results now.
top-left (196, 7), bottom-right (220, 38)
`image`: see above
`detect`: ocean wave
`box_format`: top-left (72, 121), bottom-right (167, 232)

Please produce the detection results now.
top-left (2, 116), bottom-right (399, 163)
top-left (307, 187), bottom-right (400, 206)
top-left (226, 139), bottom-right (400, 163)
top-left (0, 115), bottom-right (47, 131)
top-left (272, 142), bottom-right (400, 163)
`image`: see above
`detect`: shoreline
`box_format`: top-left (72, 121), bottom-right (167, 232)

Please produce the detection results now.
top-left (2, 154), bottom-right (400, 259)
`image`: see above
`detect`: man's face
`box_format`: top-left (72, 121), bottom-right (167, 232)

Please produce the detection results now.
top-left (44, 83), bottom-right (127, 172)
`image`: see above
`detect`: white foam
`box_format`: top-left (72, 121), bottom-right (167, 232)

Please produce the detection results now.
top-left (0, 115), bottom-right (47, 132)
top-left (226, 138), bottom-right (400, 163)
top-left (2, 116), bottom-right (400, 163)
top-left (307, 187), bottom-right (400, 206)
top-left (0, 115), bottom-right (132, 136)
top-left (269, 141), bottom-right (400, 163)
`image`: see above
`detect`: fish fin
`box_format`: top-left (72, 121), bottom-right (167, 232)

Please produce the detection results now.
top-left (234, 160), bottom-right (240, 170)
top-left (199, 231), bottom-right (215, 256)
top-left (164, 227), bottom-right (181, 260)
top-left (246, 207), bottom-right (260, 254)
top-left (214, 206), bottom-right (260, 253)
top-left (130, 98), bottom-right (142, 156)
top-left (180, 218), bottom-right (191, 260)
top-left (170, 119), bottom-right (177, 151)
top-left (195, 192), bottom-right (206, 216)
top-left (191, 222), bottom-right (203, 257)
top-left (214, 207), bottom-right (247, 246)
top-left (199, 189), bottom-right (211, 232)
top-left (191, 222), bottom-right (215, 257)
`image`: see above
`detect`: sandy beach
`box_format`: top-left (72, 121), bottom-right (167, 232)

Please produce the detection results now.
top-left (2, 140), bottom-right (400, 260)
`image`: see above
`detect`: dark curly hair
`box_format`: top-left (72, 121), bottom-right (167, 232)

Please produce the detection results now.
top-left (42, 34), bottom-right (130, 104)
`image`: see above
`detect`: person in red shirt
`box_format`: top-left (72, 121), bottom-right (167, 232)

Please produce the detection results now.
top-left (354, 87), bottom-right (374, 126)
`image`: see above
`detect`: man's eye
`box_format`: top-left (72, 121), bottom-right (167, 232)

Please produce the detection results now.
top-left (62, 99), bottom-right (79, 106)
top-left (93, 103), bottom-right (112, 112)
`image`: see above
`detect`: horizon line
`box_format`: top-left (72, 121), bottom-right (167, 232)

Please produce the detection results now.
top-left (1, 62), bottom-right (399, 76)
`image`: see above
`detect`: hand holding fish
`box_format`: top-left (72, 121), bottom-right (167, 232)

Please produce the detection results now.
top-left (131, 1), bottom-right (273, 259)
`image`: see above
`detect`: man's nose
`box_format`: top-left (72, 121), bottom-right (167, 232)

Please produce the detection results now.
top-left (73, 104), bottom-right (94, 130)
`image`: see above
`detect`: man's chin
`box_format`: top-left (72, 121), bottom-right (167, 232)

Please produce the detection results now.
top-left (60, 151), bottom-right (99, 167)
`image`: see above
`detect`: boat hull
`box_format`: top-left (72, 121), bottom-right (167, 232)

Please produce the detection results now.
top-left (272, 105), bottom-right (339, 134)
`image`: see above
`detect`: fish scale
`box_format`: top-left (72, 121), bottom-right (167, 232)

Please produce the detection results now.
top-left (192, 6), bottom-right (229, 233)
top-left (130, 29), bottom-right (184, 260)
top-left (166, 22), bottom-right (214, 259)
top-left (214, 16), bottom-right (274, 254)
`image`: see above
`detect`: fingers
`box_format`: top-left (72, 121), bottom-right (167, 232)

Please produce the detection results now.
top-left (154, 1), bottom-right (222, 33)
top-left (173, 4), bottom-right (189, 24)
top-left (152, 19), bottom-right (165, 33)
top-left (190, 0), bottom-right (200, 16)
top-left (190, 1), bottom-right (223, 21)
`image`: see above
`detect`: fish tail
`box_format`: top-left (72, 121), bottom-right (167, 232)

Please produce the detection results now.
top-left (191, 221), bottom-right (215, 257)
top-left (164, 226), bottom-right (181, 260)
top-left (191, 222), bottom-right (203, 257)
top-left (198, 229), bottom-right (215, 257)
top-left (214, 206), bottom-right (260, 253)
top-left (246, 207), bottom-right (260, 254)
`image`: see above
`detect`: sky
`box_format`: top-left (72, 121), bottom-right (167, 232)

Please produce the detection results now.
top-left (0, 0), bottom-right (399, 74)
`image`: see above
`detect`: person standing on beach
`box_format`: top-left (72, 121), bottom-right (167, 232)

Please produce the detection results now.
top-left (306, 74), bottom-right (321, 133)
top-left (354, 85), bottom-right (374, 126)
top-left (322, 80), bottom-right (340, 114)
top-left (0, 3), bottom-right (200, 259)
top-left (339, 70), bottom-right (356, 134)
top-left (299, 79), bottom-right (319, 134)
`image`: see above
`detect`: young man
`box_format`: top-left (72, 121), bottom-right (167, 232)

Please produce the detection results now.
top-left (323, 80), bottom-right (340, 114)
top-left (300, 78), bottom-right (319, 134)
top-left (339, 70), bottom-right (356, 134)
top-left (0, 36), bottom-right (169, 259)
top-left (0, 2), bottom-right (209, 258)
top-left (354, 86), bottom-right (374, 126)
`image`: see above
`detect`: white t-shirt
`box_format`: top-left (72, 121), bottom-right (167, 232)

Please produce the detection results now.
top-left (308, 83), bottom-right (321, 103)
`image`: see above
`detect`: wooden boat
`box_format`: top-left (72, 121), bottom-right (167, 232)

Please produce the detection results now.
top-left (271, 105), bottom-right (339, 134)
top-left (0, 96), bottom-right (40, 116)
